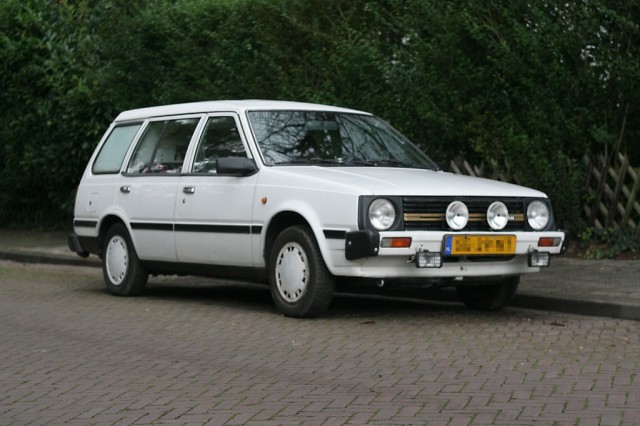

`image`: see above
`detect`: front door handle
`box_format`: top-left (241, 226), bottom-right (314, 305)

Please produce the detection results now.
top-left (182, 186), bottom-right (196, 194)
top-left (120, 186), bottom-right (131, 194)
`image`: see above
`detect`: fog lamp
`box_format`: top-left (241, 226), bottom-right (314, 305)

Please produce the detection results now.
top-left (528, 250), bottom-right (550, 267)
top-left (415, 250), bottom-right (442, 268)
top-left (487, 201), bottom-right (509, 230)
top-left (446, 201), bottom-right (469, 230)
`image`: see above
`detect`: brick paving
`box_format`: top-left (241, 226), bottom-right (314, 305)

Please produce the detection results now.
top-left (1, 260), bottom-right (639, 425)
top-left (3, 228), bottom-right (640, 320)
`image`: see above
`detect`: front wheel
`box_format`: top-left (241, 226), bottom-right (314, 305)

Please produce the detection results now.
top-left (456, 276), bottom-right (519, 311)
top-left (269, 226), bottom-right (335, 318)
top-left (102, 223), bottom-right (148, 296)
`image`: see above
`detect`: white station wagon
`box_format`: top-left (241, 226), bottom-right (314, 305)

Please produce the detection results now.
top-left (69, 100), bottom-right (565, 317)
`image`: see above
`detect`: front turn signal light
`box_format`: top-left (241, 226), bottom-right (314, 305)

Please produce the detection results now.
top-left (380, 237), bottom-right (412, 248)
top-left (538, 237), bottom-right (562, 247)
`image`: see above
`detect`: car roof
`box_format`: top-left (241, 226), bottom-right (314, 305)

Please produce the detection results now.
top-left (114, 100), bottom-right (370, 122)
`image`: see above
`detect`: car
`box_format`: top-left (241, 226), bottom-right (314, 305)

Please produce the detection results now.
top-left (68, 100), bottom-right (565, 317)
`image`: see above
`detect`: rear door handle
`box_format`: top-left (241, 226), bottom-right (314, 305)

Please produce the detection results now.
top-left (182, 186), bottom-right (196, 194)
top-left (120, 186), bottom-right (131, 194)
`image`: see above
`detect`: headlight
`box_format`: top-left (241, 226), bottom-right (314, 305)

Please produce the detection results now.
top-left (446, 201), bottom-right (469, 230)
top-left (368, 198), bottom-right (396, 231)
top-left (487, 201), bottom-right (509, 230)
top-left (527, 200), bottom-right (550, 230)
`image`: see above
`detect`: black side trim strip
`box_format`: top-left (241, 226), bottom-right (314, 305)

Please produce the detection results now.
top-left (131, 222), bottom-right (174, 231)
top-left (174, 224), bottom-right (251, 234)
top-left (74, 220), bottom-right (98, 228)
top-left (127, 222), bottom-right (261, 234)
top-left (324, 230), bottom-right (347, 240)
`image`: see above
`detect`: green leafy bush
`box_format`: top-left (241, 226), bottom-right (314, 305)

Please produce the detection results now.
top-left (0, 0), bottom-right (638, 232)
top-left (579, 227), bottom-right (640, 259)
top-left (0, 0), bottom-right (111, 226)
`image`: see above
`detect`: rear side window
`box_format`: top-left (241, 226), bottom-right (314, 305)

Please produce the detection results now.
top-left (92, 123), bottom-right (142, 174)
top-left (127, 118), bottom-right (199, 174)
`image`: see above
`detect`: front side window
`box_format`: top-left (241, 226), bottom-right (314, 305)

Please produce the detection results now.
top-left (92, 123), bottom-right (142, 174)
top-left (247, 111), bottom-right (437, 170)
top-left (191, 116), bottom-right (247, 174)
top-left (127, 118), bottom-right (199, 174)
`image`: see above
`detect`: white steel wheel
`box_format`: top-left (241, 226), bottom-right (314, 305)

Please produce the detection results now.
top-left (105, 234), bottom-right (129, 286)
top-left (275, 242), bottom-right (310, 303)
top-left (269, 225), bottom-right (335, 318)
top-left (102, 223), bottom-right (148, 296)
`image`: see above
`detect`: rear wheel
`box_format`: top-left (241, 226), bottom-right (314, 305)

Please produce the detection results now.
top-left (102, 223), bottom-right (148, 296)
top-left (269, 225), bottom-right (335, 318)
top-left (456, 276), bottom-right (519, 311)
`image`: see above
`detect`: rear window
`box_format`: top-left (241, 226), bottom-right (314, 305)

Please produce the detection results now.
top-left (92, 124), bottom-right (142, 174)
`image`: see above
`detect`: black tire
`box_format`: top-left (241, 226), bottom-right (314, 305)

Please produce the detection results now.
top-left (102, 223), bottom-right (148, 296)
top-left (268, 225), bottom-right (335, 318)
top-left (456, 276), bottom-right (520, 311)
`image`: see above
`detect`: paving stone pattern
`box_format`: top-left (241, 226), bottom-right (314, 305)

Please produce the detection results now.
top-left (1, 261), bottom-right (639, 425)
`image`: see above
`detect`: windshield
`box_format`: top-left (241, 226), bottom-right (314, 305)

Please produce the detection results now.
top-left (247, 110), bottom-right (438, 170)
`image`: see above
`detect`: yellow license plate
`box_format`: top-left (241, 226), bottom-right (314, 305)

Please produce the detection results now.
top-left (443, 235), bottom-right (516, 256)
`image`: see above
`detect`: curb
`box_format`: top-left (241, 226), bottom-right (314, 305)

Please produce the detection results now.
top-left (2, 251), bottom-right (638, 322)
top-left (0, 251), bottom-right (101, 268)
top-left (512, 294), bottom-right (640, 322)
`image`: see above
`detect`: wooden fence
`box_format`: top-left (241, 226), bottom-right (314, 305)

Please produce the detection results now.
top-left (585, 152), bottom-right (640, 231)
top-left (449, 153), bottom-right (640, 232)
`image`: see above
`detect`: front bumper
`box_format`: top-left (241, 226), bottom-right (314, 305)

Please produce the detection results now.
top-left (336, 229), bottom-right (564, 279)
top-left (346, 230), bottom-right (564, 259)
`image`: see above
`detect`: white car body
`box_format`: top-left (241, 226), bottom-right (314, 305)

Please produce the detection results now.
top-left (70, 100), bottom-right (565, 317)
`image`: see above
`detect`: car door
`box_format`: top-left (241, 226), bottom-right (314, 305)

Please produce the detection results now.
top-left (116, 116), bottom-right (201, 262)
top-left (174, 114), bottom-right (259, 267)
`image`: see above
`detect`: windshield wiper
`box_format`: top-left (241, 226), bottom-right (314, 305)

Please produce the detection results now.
top-left (340, 159), bottom-right (374, 166)
top-left (274, 158), bottom-right (422, 168)
top-left (274, 158), bottom-right (345, 166)
top-left (375, 159), bottom-right (418, 167)
top-left (344, 159), bottom-right (418, 168)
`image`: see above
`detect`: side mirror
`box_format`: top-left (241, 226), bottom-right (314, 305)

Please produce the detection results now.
top-left (217, 157), bottom-right (258, 176)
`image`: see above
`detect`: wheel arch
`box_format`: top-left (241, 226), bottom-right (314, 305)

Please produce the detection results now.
top-left (263, 211), bottom-right (311, 268)
top-left (97, 214), bottom-right (129, 257)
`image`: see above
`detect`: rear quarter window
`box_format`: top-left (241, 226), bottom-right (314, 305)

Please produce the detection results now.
top-left (92, 123), bottom-right (142, 174)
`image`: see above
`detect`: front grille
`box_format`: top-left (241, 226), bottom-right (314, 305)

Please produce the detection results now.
top-left (402, 197), bottom-right (526, 232)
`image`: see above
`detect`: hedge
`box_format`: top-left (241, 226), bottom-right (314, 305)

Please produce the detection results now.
top-left (1, 0), bottom-right (638, 231)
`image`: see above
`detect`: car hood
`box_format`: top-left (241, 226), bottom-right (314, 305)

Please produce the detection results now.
top-left (262, 166), bottom-right (548, 198)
